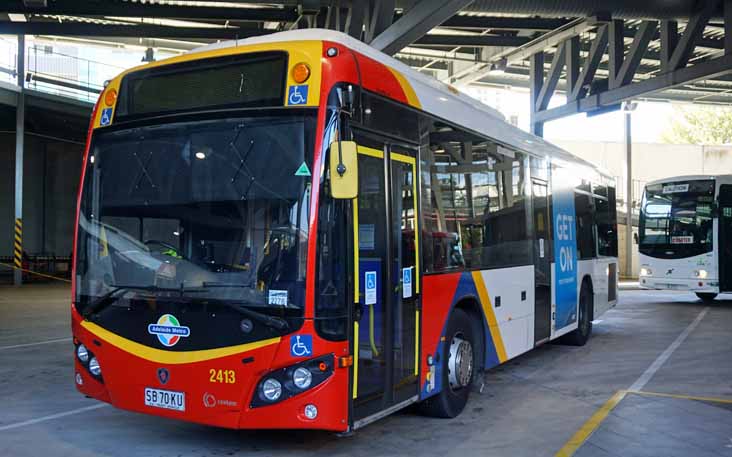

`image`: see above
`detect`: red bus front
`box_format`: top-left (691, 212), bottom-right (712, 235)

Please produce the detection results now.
top-left (71, 39), bottom-right (353, 431)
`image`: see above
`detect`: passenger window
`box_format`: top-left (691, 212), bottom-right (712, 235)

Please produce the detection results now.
top-left (594, 185), bottom-right (618, 257)
top-left (420, 119), bottom-right (531, 272)
top-left (575, 183), bottom-right (597, 260)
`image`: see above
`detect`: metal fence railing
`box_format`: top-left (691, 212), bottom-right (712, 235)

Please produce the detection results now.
top-left (614, 176), bottom-right (646, 213)
top-left (0, 38), bottom-right (126, 102)
top-left (25, 44), bottom-right (126, 102)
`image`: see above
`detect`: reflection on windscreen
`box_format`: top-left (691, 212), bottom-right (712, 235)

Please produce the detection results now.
top-left (640, 179), bottom-right (714, 256)
top-left (75, 115), bottom-right (314, 312)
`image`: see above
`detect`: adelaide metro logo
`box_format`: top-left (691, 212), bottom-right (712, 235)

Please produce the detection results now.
top-left (148, 314), bottom-right (190, 347)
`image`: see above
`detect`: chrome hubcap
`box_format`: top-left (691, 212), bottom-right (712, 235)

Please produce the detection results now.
top-left (448, 336), bottom-right (473, 390)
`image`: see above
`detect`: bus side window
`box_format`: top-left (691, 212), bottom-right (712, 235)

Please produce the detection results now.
top-left (594, 185), bottom-right (618, 257)
top-left (575, 184), bottom-right (597, 260)
top-left (420, 116), bottom-right (531, 273)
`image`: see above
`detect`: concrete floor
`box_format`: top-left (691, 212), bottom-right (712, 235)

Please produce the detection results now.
top-left (0, 283), bottom-right (731, 457)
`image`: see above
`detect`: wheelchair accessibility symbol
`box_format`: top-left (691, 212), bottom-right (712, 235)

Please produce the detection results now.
top-left (290, 334), bottom-right (312, 357)
top-left (100, 107), bottom-right (113, 126)
top-left (287, 85), bottom-right (308, 105)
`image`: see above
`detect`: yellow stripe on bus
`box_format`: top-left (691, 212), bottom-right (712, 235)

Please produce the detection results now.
top-left (414, 310), bottom-right (420, 376)
top-left (387, 67), bottom-right (422, 109)
top-left (352, 321), bottom-right (359, 399)
top-left (357, 146), bottom-right (384, 159)
top-left (353, 197), bottom-right (360, 303)
top-left (471, 271), bottom-right (508, 363)
top-left (81, 320), bottom-right (280, 364)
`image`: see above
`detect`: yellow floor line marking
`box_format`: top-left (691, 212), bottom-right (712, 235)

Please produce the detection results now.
top-left (0, 261), bottom-right (71, 283)
top-left (630, 390), bottom-right (732, 405)
top-left (554, 390), bottom-right (628, 457)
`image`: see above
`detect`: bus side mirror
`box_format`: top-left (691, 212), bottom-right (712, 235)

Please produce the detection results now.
top-left (329, 140), bottom-right (358, 199)
top-left (633, 232), bottom-right (639, 244)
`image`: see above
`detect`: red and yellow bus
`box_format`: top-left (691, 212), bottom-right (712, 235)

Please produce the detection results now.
top-left (72, 29), bottom-right (618, 432)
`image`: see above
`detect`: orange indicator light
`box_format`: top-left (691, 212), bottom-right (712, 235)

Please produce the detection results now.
top-left (104, 89), bottom-right (117, 106)
top-left (292, 62), bottom-right (311, 84)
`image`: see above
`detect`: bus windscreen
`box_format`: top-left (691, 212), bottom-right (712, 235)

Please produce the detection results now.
top-left (639, 179), bottom-right (714, 258)
top-left (115, 52), bottom-right (287, 119)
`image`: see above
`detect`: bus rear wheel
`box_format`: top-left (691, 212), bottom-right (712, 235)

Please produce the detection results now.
top-left (418, 308), bottom-right (477, 418)
top-left (560, 281), bottom-right (593, 346)
top-left (695, 292), bottom-right (717, 302)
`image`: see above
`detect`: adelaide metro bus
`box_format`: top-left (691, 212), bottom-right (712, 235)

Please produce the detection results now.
top-left (72, 29), bottom-right (618, 432)
top-left (639, 175), bottom-right (732, 301)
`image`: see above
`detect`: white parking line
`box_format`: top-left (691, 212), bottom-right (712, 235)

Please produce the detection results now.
top-left (0, 404), bottom-right (108, 432)
top-left (629, 306), bottom-right (709, 392)
top-left (0, 337), bottom-right (72, 351)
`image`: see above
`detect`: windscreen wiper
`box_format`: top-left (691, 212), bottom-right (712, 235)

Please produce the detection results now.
top-left (82, 284), bottom-right (207, 318)
top-left (201, 297), bottom-right (289, 332)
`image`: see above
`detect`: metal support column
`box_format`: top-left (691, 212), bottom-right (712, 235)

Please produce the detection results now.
top-left (529, 52), bottom-right (545, 137)
top-left (623, 102), bottom-right (635, 278)
top-left (14, 35), bottom-right (25, 286)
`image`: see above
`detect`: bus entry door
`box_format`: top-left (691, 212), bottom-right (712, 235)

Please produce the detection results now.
top-left (718, 184), bottom-right (732, 291)
top-left (351, 136), bottom-right (419, 423)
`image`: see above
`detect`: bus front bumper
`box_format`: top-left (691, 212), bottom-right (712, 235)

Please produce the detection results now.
top-left (639, 276), bottom-right (719, 293)
top-left (71, 315), bottom-right (350, 431)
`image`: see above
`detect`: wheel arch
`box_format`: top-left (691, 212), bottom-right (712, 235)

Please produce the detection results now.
top-left (581, 274), bottom-right (594, 321)
top-left (453, 296), bottom-right (486, 373)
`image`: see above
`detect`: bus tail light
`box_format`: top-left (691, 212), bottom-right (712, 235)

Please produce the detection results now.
top-left (251, 354), bottom-right (334, 408)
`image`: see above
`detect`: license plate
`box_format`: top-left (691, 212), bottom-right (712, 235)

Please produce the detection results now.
top-left (144, 387), bottom-right (185, 412)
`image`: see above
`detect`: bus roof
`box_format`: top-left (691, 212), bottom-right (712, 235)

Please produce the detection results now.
top-left (192, 29), bottom-right (611, 180)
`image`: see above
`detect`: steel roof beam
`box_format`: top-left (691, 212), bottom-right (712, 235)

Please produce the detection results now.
top-left (535, 51), bottom-right (732, 123)
top-left (5, 2), bottom-right (299, 22)
top-left (414, 34), bottom-right (530, 47)
top-left (440, 15), bottom-right (569, 30)
top-left (668, 0), bottom-right (719, 70)
top-left (0, 21), bottom-right (270, 40)
top-left (370, 0), bottom-right (474, 55)
top-left (611, 20), bottom-right (657, 88)
top-left (570, 24), bottom-right (609, 100)
top-left (366, 0), bottom-right (397, 42)
top-left (535, 43), bottom-right (566, 111)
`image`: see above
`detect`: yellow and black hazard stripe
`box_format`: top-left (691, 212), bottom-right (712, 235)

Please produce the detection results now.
top-left (14, 218), bottom-right (22, 269)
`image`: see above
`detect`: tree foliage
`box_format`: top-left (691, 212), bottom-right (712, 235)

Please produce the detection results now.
top-left (661, 105), bottom-right (732, 145)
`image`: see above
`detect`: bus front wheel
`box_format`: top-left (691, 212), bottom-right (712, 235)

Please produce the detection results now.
top-left (695, 292), bottom-right (717, 302)
top-left (418, 308), bottom-right (477, 418)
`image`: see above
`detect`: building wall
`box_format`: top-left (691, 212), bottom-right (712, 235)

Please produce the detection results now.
top-left (553, 140), bottom-right (732, 185)
top-left (0, 132), bottom-right (83, 259)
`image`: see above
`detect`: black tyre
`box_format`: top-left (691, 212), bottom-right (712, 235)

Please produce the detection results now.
top-left (695, 292), bottom-right (717, 302)
top-left (418, 308), bottom-right (477, 418)
top-left (560, 281), bottom-right (593, 346)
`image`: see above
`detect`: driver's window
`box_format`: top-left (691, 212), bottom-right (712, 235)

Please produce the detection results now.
top-left (102, 216), bottom-right (140, 240)
top-left (142, 218), bottom-right (181, 252)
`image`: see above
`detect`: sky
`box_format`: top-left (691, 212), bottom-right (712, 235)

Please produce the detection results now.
top-left (463, 85), bottom-right (681, 144)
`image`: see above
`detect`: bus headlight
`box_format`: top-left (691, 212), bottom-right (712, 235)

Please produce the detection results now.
top-left (640, 267), bottom-right (652, 276)
top-left (88, 357), bottom-right (102, 376)
top-left (261, 378), bottom-right (282, 402)
top-left (695, 269), bottom-right (708, 279)
top-left (293, 367), bottom-right (313, 389)
top-left (251, 354), bottom-right (334, 408)
top-left (76, 344), bottom-right (89, 363)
